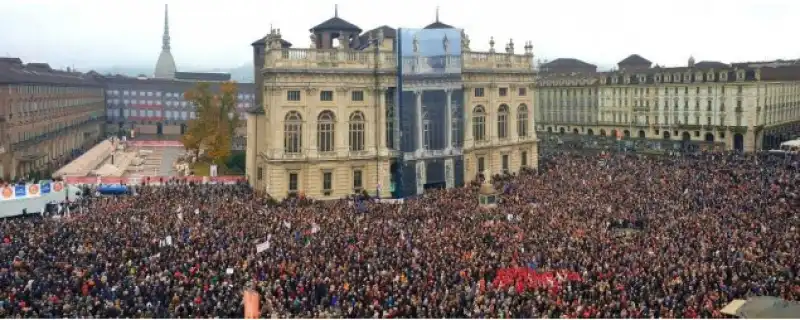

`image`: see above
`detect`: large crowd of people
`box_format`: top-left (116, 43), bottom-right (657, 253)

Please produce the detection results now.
top-left (1, 151), bottom-right (798, 318)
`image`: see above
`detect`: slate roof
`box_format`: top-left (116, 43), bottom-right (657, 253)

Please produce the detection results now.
top-left (424, 21), bottom-right (454, 29)
top-left (541, 58), bottom-right (597, 70)
top-left (355, 25), bottom-right (397, 50)
top-left (599, 66), bottom-right (758, 85)
top-left (759, 65), bottom-right (800, 81)
top-left (694, 61), bottom-right (730, 69)
top-left (730, 59), bottom-right (800, 68)
top-left (251, 36), bottom-right (293, 48)
top-left (0, 57), bottom-right (103, 87)
top-left (93, 73), bottom-right (256, 93)
top-left (175, 72), bottom-right (231, 82)
top-left (26, 63), bottom-right (52, 70)
top-left (618, 54), bottom-right (652, 67)
top-left (310, 16), bottom-right (361, 33)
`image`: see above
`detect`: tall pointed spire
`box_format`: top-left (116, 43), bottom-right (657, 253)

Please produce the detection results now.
top-left (154, 3), bottom-right (177, 79)
top-left (162, 4), bottom-right (171, 51)
top-left (334, 4), bottom-right (338, 17)
top-left (435, 6), bottom-right (440, 22)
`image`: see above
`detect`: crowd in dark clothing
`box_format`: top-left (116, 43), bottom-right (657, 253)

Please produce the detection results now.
top-left (1, 152), bottom-right (798, 318)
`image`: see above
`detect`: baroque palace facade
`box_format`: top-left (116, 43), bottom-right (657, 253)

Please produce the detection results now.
top-left (536, 55), bottom-right (800, 152)
top-left (246, 10), bottom-right (537, 200)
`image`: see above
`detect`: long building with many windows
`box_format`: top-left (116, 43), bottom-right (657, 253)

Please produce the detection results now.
top-left (93, 74), bottom-right (255, 147)
top-left (0, 58), bottom-right (106, 181)
top-left (536, 55), bottom-right (800, 152)
top-left (247, 10), bottom-right (537, 200)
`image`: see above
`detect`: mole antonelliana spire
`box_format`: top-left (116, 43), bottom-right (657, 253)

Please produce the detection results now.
top-left (153, 4), bottom-right (177, 79)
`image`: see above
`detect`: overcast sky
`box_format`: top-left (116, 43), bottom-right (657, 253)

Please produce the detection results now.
top-left (1, 0), bottom-right (798, 71)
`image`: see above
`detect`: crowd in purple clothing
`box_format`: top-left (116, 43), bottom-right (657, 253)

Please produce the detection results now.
top-left (0, 152), bottom-right (798, 318)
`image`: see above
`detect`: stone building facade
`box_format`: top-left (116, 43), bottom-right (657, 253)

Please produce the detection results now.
top-left (246, 11), bottom-right (537, 200)
top-left (95, 74), bottom-right (255, 147)
top-left (0, 58), bottom-right (106, 180)
top-left (536, 54), bottom-right (800, 152)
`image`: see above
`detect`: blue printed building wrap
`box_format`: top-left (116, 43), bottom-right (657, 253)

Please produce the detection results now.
top-left (393, 27), bottom-right (465, 198)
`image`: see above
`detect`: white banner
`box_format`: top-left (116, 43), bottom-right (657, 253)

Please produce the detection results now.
top-left (256, 234), bottom-right (272, 253)
top-left (210, 165), bottom-right (218, 177)
top-left (374, 198), bottom-right (404, 204)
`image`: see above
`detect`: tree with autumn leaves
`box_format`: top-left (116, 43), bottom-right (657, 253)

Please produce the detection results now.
top-left (181, 81), bottom-right (240, 165)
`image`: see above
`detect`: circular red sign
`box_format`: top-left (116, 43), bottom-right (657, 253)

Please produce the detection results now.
top-left (28, 184), bottom-right (39, 195)
top-left (53, 182), bottom-right (64, 192)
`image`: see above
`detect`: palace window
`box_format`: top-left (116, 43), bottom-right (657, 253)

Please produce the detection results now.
top-left (353, 169), bottom-right (363, 192)
top-left (477, 156), bottom-right (485, 174)
top-left (499, 88), bottom-right (508, 97)
top-left (518, 87), bottom-right (527, 96)
top-left (474, 88), bottom-right (485, 97)
top-left (472, 105), bottom-right (486, 141)
top-left (502, 154), bottom-right (509, 173)
top-left (317, 110), bottom-right (335, 152)
top-left (349, 111), bottom-right (365, 151)
top-left (322, 172), bottom-right (332, 195)
top-left (288, 173), bottom-right (298, 192)
top-left (284, 111), bottom-right (303, 153)
top-left (521, 151), bottom-right (528, 167)
top-left (497, 104), bottom-right (509, 139)
top-left (287, 90), bottom-right (301, 101)
top-left (517, 104), bottom-right (528, 137)
top-left (320, 90), bottom-right (334, 101)
top-left (351, 90), bottom-right (364, 102)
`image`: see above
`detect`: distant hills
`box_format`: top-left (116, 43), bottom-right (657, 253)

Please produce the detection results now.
top-left (91, 64), bottom-right (255, 83)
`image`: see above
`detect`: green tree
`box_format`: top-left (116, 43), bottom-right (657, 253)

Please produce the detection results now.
top-left (182, 81), bottom-right (241, 165)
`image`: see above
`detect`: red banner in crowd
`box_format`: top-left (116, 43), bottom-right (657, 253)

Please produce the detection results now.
top-left (63, 176), bottom-right (245, 185)
top-left (493, 267), bottom-right (582, 293)
top-left (125, 140), bottom-right (185, 148)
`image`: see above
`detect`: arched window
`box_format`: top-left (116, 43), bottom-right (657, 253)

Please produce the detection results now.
top-left (349, 111), bottom-right (366, 151)
top-left (284, 111), bottom-right (303, 153)
top-left (317, 111), bottom-right (335, 152)
top-left (497, 104), bottom-right (509, 139)
top-left (472, 106), bottom-right (486, 142)
top-left (517, 104), bottom-right (529, 137)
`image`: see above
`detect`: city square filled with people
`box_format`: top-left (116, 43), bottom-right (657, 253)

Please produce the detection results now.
top-left (1, 151), bottom-right (799, 318)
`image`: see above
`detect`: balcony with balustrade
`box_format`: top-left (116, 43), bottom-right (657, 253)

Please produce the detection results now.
top-left (462, 52), bottom-right (534, 72)
top-left (263, 48), bottom-right (396, 72)
top-left (461, 38), bottom-right (535, 73)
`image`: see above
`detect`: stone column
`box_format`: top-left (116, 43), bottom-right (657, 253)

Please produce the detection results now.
top-left (444, 89), bottom-right (453, 150)
top-left (376, 89), bottom-right (386, 151)
top-left (415, 90), bottom-right (424, 151)
top-left (463, 86), bottom-right (472, 146)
